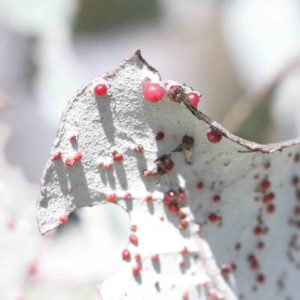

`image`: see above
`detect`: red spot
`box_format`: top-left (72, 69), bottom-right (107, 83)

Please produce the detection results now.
top-left (146, 194), bottom-right (153, 201)
top-left (251, 260), bottom-right (259, 270)
top-left (179, 260), bottom-right (185, 267)
top-left (131, 225), bottom-right (137, 232)
top-left (208, 213), bottom-right (219, 223)
top-left (166, 190), bottom-right (178, 201)
top-left (206, 130), bottom-right (222, 143)
top-left (143, 82), bottom-right (164, 102)
top-left (122, 249), bottom-right (131, 260)
top-left (221, 264), bottom-right (232, 274)
top-left (253, 226), bottom-right (263, 235)
top-left (294, 206), bottom-right (300, 215)
top-left (53, 151), bottom-right (62, 160)
top-left (134, 144), bottom-right (144, 153)
top-left (267, 203), bottom-right (275, 213)
top-left (179, 192), bottom-right (187, 202)
top-left (257, 273), bottom-right (265, 283)
top-left (135, 253), bottom-right (141, 261)
top-left (209, 290), bottom-right (217, 299)
top-left (260, 179), bottom-right (271, 190)
top-left (6, 219), bottom-right (15, 230)
top-left (213, 195), bottom-right (221, 202)
top-left (163, 197), bottom-right (169, 205)
top-left (156, 131), bottom-right (165, 141)
top-left (59, 214), bottom-right (68, 224)
top-left (129, 234), bottom-right (138, 244)
top-left (142, 170), bottom-right (152, 177)
top-left (105, 162), bottom-right (113, 169)
top-left (163, 158), bottom-right (174, 172)
top-left (28, 261), bottom-right (38, 275)
top-left (292, 176), bottom-right (299, 185)
top-left (74, 152), bottom-right (82, 162)
top-left (248, 254), bottom-right (256, 262)
top-left (70, 134), bottom-right (77, 141)
top-left (257, 241), bottom-right (264, 249)
top-left (132, 265), bottom-right (141, 274)
top-left (182, 291), bottom-right (189, 300)
top-left (94, 83), bottom-right (107, 96)
top-left (181, 246), bottom-right (188, 254)
top-left (196, 182), bottom-right (204, 189)
top-left (151, 254), bottom-right (159, 261)
top-left (167, 85), bottom-right (181, 101)
top-left (65, 156), bottom-right (76, 167)
top-left (295, 153), bottom-right (300, 162)
top-left (106, 193), bottom-right (117, 202)
top-left (97, 161), bottom-right (104, 167)
top-left (187, 92), bottom-right (200, 106)
top-left (168, 202), bottom-right (179, 213)
top-left (248, 255), bottom-right (259, 270)
top-left (113, 152), bottom-right (123, 161)
top-left (263, 192), bottom-right (275, 203)
top-left (124, 192), bottom-right (132, 200)
top-left (231, 263), bottom-right (237, 271)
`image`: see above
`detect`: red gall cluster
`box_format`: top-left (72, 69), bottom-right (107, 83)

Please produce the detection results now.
top-left (163, 189), bottom-right (187, 214)
top-left (248, 254), bottom-right (259, 270)
top-left (146, 194), bottom-right (153, 202)
top-left (221, 263), bottom-right (236, 275)
top-left (163, 157), bottom-right (174, 172)
top-left (112, 150), bottom-right (123, 162)
top-left (124, 192), bottom-right (132, 200)
top-left (143, 82), bottom-right (164, 102)
top-left (142, 169), bottom-right (152, 177)
top-left (69, 134), bottom-right (77, 141)
top-left (122, 249), bottom-right (131, 260)
top-left (105, 162), bottom-right (113, 169)
top-left (253, 226), bottom-right (263, 235)
top-left (129, 234), bottom-right (138, 244)
top-left (208, 213), bottom-right (221, 223)
top-left (292, 176), bottom-right (299, 186)
top-left (156, 131), bottom-right (165, 141)
top-left (97, 160), bottom-right (104, 167)
top-left (263, 192), bottom-right (275, 203)
top-left (106, 193), bottom-right (117, 202)
top-left (53, 151), bottom-right (62, 160)
top-left (267, 203), bottom-right (275, 213)
top-left (132, 265), bottom-right (140, 274)
top-left (206, 130), bottom-right (222, 143)
top-left (94, 83), bottom-right (107, 96)
top-left (257, 273), bottom-right (265, 284)
top-left (257, 241), bottom-right (264, 250)
top-left (294, 206), bottom-right (300, 215)
top-left (182, 291), bottom-right (189, 299)
top-left (181, 246), bottom-right (188, 254)
top-left (151, 254), bottom-right (159, 261)
top-left (59, 214), bottom-right (68, 224)
top-left (187, 92), bottom-right (200, 106)
top-left (167, 85), bottom-right (181, 101)
top-left (213, 195), bottom-right (221, 202)
top-left (260, 179), bottom-right (271, 190)
top-left (167, 85), bottom-right (201, 106)
top-left (28, 260), bottom-right (38, 275)
top-left (65, 151), bottom-right (82, 167)
top-left (134, 144), bottom-right (144, 154)
top-left (196, 182), bottom-right (204, 189)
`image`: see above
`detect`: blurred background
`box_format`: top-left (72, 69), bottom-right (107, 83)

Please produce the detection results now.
top-left (1, 0), bottom-right (300, 299)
